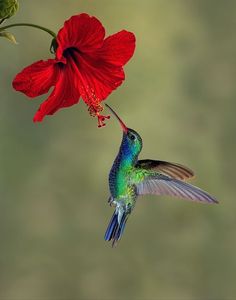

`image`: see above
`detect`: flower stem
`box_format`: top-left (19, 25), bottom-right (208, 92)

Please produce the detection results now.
top-left (0, 23), bottom-right (56, 38)
top-left (0, 18), bottom-right (6, 25)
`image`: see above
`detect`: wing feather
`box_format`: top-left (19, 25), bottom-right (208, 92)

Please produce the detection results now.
top-left (136, 174), bottom-right (218, 204)
top-left (136, 159), bottom-right (194, 180)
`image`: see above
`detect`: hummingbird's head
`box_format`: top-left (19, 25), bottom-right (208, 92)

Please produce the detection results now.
top-left (105, 104), bottom-right (143, 158)
top-left (123, 127), bottom-right (143, 156)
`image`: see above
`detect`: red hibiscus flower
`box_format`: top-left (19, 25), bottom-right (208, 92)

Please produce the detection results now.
top-left (13, 13), bottom-right (135, 126)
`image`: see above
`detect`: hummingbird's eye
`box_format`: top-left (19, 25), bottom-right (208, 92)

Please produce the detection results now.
top-left (129, 134), bottom-right (136, 141)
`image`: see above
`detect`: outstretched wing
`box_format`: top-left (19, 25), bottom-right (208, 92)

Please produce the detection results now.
top-left (136, 174), bottom-right (218, 204)
top-left (136, 159), bottom-right (194, 180)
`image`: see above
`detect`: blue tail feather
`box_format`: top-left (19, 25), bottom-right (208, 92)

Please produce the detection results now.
top-left (104, 211), bottom-right (128, 247)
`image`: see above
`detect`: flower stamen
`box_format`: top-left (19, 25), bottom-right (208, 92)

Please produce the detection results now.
top-left (81, 85), bottom-right (111, 127)
top-left (88, 104), bottom-right (110, 127)
top-left (97, 113), bottom-right (110, 127)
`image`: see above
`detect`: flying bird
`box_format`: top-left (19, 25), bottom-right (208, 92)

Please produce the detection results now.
top-left (104, 104), bottom-right (218, 246)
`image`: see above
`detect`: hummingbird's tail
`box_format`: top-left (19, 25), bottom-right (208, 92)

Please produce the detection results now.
top-left (104, 210), bottom-right (129, 247)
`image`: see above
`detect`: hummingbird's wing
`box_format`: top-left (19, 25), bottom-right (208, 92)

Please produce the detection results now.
top-left (135, 174), bottom-right (218, 204)
top-left (136, 159), bottom-right (194, 180)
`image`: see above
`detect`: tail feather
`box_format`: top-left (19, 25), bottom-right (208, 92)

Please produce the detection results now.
top-left (104, 211), bottom-right (128, 247)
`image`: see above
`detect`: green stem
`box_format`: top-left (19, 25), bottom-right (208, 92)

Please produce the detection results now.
top-left (0, 18), bottom-right (6, 25)
top-left (0, 23), bottom-right (56, 38)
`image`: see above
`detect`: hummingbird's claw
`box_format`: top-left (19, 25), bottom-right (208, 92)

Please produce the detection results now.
top-left (108, 196), bottom-right (115, 207)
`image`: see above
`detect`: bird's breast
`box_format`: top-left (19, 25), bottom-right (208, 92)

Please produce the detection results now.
top-left (109, 163), bottom-right (135, 199)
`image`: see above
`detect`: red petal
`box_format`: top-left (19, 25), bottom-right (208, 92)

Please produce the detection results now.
top-left (56, 13), bottom-right (105, 60)
top-left (33, 63), bottom-right (80, 122)
top-left (68, 52), bottom-right (125, 105)
top-left (12, 59), bottom-right (58, 98)
top-left (97, 30), bottom-right (136, 66)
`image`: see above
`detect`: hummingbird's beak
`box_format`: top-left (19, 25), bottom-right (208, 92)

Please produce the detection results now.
top-left (105, 104), bottom-right (128, 133)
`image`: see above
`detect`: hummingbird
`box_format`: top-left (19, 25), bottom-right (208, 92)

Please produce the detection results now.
top-left (104, 104), bottom-right (218, 247)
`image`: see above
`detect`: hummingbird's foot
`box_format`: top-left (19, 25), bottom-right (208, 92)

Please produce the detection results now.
top-left (88, 104), bottom-right (110, 127)
top-left (108, 196), bottom-right (115, 207)
top-left (126, 203), bottom-right (132, 214)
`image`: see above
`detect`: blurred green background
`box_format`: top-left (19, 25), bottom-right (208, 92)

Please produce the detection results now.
top-left (1, 0), bottom-right (236, 299)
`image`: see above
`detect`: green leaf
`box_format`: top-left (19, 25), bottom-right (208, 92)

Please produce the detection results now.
top-left (0, 0), bottom-right (19, 19)
top-left (0, 30), bottom-right (17, 44)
